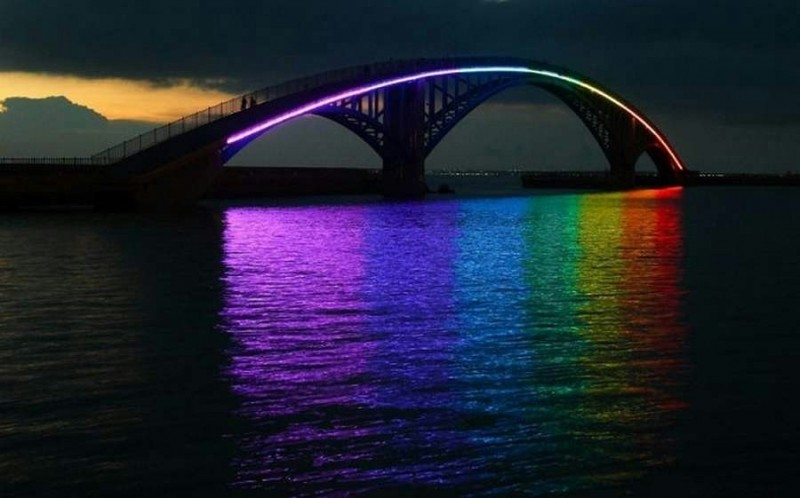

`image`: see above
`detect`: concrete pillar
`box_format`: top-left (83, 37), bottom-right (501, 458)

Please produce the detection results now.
top-left (382, 81), bottom-right (427, 198)
top-left (607, 116), bottom-right (641, 189)
top-left (607, 160), bottom-right (636, 189)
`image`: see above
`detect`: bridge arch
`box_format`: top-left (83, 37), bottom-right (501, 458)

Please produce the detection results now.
top-left (423, 86), bottom-right (609, 171)
top-left (98, 58), bottom-right (685, 203)
top-left (225, 114), bottom-right (383, 169)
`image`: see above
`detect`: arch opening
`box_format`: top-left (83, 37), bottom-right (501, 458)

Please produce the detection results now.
top-left (427, 85), bottom-right (608, 172)
top-left (635, 151), bottom-right (659, 175)
top-left (223, 114), bottom-right (380, 169)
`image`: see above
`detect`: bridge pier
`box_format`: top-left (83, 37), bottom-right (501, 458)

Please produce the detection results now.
top-left (382, 81), bottom-right (427, 199)
top-left (607, 162), bottom-right (636, 189)
top-left (606, 116), bottom-right (645, 189)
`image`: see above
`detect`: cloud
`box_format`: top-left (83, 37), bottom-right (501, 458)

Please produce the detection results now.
top-left (0, 1), bottom-right (796, 170)
top-left (1, 1), bottom-right (793, 78)
top-left (0, 96), bottom-right (106, 129)
top-left (0, 72), bottom-right (236, 122)
top-left (0, 1), bottom-right (795, 125)
top-left (0, 96), bottom-right (151, 157)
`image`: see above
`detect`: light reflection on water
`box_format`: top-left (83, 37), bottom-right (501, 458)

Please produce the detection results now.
top-left (4, 187), bottom-right (799, 496)
top-left (222, 205), bottom-right (374, 491)
top-left (221, 189), bottom-right (688, 495)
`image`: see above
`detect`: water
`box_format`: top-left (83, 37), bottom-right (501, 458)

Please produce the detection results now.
top-left (1, 186), bottom-right (798, 497)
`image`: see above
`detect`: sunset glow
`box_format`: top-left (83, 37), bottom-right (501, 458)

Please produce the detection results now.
top-left (0, 72), bottom-right (235, 123)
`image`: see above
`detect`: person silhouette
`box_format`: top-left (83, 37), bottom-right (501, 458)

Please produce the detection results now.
top-left (241, 97), bottom-right (247, 111)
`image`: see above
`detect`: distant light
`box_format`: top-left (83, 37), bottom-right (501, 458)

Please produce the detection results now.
top-left (226, 66), bottom-right (685, 172)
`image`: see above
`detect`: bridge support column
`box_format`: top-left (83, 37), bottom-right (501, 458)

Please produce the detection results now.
top-left (607, 116), bottom-right (645, 189)
top-left (382, 81), bottom-right (427, 199)
top-left (608, 160), bottom-right (636, 189)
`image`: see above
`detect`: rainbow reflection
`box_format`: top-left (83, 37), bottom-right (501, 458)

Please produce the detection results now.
top-left (572, 189), bottom-right (687, 482)
top-left (219, 191), bottom-right (688, 494)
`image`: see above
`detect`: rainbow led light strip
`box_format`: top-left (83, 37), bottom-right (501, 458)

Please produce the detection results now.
top-left (226, 66), bottom-right (685, 171)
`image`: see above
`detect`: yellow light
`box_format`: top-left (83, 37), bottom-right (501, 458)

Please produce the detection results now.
top-left (0, 72), bottom-right (235, 123)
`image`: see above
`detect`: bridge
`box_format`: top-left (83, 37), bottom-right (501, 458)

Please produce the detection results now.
top-left (0, 57), bottom-right (686, 209)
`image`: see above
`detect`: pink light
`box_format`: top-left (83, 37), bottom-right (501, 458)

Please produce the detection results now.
top-left (226, 66), bottom-right (685, 172)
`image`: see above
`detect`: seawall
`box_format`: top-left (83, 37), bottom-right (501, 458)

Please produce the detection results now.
top-left (520, 171), bottom-right (800, 189)
top-left (205, 166), bottom-right (381, 199)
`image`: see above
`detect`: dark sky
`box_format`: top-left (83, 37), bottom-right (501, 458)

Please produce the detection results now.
top-left (1, 0), bottom-right (798, 172)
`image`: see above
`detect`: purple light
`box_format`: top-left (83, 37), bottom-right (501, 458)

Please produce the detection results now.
top-left (225, 66), bottom-right (685, 172)
top-left (222, 206), bottom-right (373, 413)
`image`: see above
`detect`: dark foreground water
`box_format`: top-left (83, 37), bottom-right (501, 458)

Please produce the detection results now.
top-left (1, 185), bottom-right (799, 497)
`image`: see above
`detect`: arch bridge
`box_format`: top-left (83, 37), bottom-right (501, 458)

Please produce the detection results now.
top-left (89, 57), bottom-right (685, 207)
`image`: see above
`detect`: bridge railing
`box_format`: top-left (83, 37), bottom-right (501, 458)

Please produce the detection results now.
top-left (88, 60), bottom-right (429, 164)
top-left (0, 59), bottom-right (442, 168)
top-left (0, 156), bottom-right (113, 173)
top-left (0, 157), bottom-right (111, 165)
